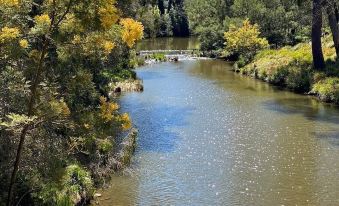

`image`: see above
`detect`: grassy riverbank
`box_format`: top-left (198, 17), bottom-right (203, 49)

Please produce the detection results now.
top-left (234, 36), bottom-right (339, 104)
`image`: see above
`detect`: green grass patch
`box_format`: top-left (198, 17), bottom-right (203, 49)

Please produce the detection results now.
top-left (312, 77), bottom-right (339, 104)
top-left (150, 53), bottom-right (167, 62)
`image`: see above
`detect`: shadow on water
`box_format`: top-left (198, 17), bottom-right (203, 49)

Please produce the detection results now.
top-left (311, 130), bottom-right (339, 152)
top-left (122, 100), bottom-right (194, 153)
top-left (262, 97), bottom-right (339, 125)
top-left (312, 131), bottom-right (339, 146)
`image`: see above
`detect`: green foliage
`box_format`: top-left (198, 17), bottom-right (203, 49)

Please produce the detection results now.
top-left (98, 139), bottom-right (114, 154)
top-left (137, 5), bottom-right (162, 38)
top-left (224, 19), bottom-right (269, 61)
top-left (185, 0), bottom-right (313, 50)
top-left (197, 22), bottom-right (225, 51)
top-left (312, 78), bottom-right (339, 103)
top-left (0, 113), bottom-right (37, 129)
top-left (151, 53), bottom-right (166, 61)
top-left (37, 164), bottom-right (94, 205)
top-left (240, 36), bottom-right (339, 98)
top-left (169, 5), bottom-right (190, 36)
top-left (0, 0), bottom-right (141, 204)
top-left (285, 66), bottom-right (313, 92)
top-left (136, 4), bottom-right (174, 37)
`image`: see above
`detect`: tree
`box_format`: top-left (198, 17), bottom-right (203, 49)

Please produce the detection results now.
top-left (169, 5), bottom-right (190, 36)
top-left (325, 0), bottom-right (339, 58)
top-left (312, 0), bottom-right (325, 70)
top-left (224, 19), bottom-right (269, 60)
top-left (158, 0), bottom-right (165, 14)
top-left (0, 0), bottom-right (142, 204)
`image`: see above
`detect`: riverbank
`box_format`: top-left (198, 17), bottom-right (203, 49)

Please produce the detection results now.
top-left (233, 37), bottom-right (339, 105)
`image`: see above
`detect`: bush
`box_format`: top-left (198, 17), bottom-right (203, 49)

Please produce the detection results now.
top-left (197, 23), bottom-right (225, 51)
top-left (37, 164), bottom-right (94, 205)
top-left (224, 19), bottom-right (269, 61)
top-left (240, 43), bottom-right (317, 89)
top-left (312, 78), bottom-right (339, 103)
top-left (98, 139), bottom-right (113, 154)
top-left (148, 53), bottom-right (166, 61)
top-left (286, 66), bottom-right (312, 92)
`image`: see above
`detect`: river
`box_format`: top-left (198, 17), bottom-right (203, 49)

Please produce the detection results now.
top-left (97, 38), bottom-right (339, 205)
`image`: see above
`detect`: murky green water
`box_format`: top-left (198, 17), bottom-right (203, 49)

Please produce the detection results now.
top-left (97, 39), bottom-right (339, 206)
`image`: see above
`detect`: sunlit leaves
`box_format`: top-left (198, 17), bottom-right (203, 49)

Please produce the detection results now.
top-left (0, 27), bottom-right (20, 43)
top-left (31, 14), bottom-right (51, 35)
top-left (19, 39), bottom-right (28, 48)
top-left (102, 40), bottom-right (115, 55)
top-left (120, 113), bottom-right (131, 130)
top-left (120, 18), bottom-right (144, 48)
top-left (59, 14), bottom-right (84, 34)
top-left (98, 96), bottom-right (132, 130)
top-left (0, 0), bottom-right (141, 203)
top-left (99, 96), bottom-right (119, 122)
top-left (49, 99), bottom-right (71, 117)
top-left (0, 0), bottom-right (19, 7)
top-left (0, 113), bottom-right (37, 130)
top-left (81, 32), bottom-right (117, 56)
top-left (224, 19), bottom-right (268, 59)
top-left (99, 0), bottom-right (119, 30)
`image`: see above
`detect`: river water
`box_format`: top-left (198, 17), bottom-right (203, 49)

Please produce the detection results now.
top-left (98, 38), bottom-right (339, 205)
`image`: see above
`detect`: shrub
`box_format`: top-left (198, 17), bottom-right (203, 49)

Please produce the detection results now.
top-left (240, 43), bottom-right (317, 89)
top-left (312, 78), bottom-right (339, 103)
top-left (286, 66), bottom-right (312, 92)
top-left (224, 19), bottom-right (269, 61)
top-left (197, 23), bottom-right (225, 51)
top-left (151, 53), bottom-right (166, 61)
top-left (98, 139), bottom-right (113, 154)
top-left (37, 164), bottom-right (94, 205)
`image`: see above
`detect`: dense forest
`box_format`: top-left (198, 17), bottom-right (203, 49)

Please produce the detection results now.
top-left (1, 0), bottom-right (339, 205)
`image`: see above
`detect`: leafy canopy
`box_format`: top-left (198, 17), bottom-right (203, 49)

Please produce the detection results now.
top-left (224, 19), bottom-right (269, 59)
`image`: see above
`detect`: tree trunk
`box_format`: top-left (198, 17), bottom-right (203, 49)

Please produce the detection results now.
top-left (326, 1), bottom-right (339, 58)
top-left (168, 0), bottom-right (173, 11)
top-left (6, 40), bottom-right (48, 206)
top-left (312, 0), bottom-right (325, 70)
top-left (158, 0), bottom-right (165, 15)
top-left (6, 127), bottom-right (29, 206)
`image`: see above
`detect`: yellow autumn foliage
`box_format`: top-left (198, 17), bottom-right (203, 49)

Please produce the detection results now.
top-left (120, 113), bottom-right (132, 130)
top-left (72, 35), bottom-right (81, 44)
top-left (224, 19), bottom-right (268, 57)
top-left (99, 0), bottom-right (119, 30)
top-left (120, 18), bottom-right (144, 48)
top-left (0, 0), bottom-right (19, 7)
top-left (59, 14), bottom-right (84, 34)
top-left (99, 96), bottom-right (119, 122)
top-left (35, 14), bottom-right (51, 27)
top-left (80, 33), bottom-right (113, 56)
top-left (102, 40), bottom-right (115, 55)
top-left (50, 99), bottom-right (71, 117)
top-left (0, 27), bottom-right (20, 43)
top-left (33, 14), bottom-right (51, 34)
top-left (19, 39), bottom-right (28, 48)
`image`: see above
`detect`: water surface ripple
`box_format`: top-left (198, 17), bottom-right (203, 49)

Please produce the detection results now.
top-left (99, 60), bottom-right (339, 206)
